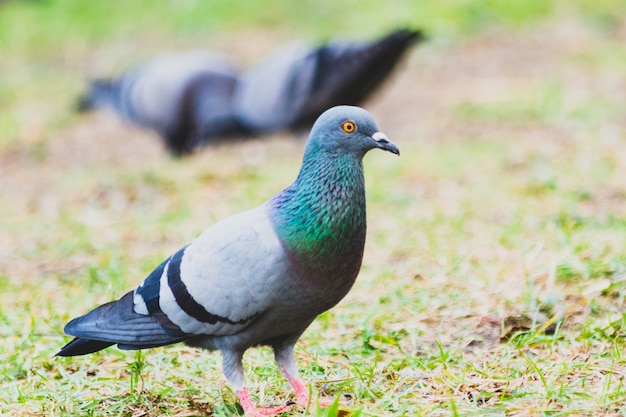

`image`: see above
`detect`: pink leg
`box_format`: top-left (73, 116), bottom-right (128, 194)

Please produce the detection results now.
top-left (279, 366), bottom-right (352, 409)
top-left (279, 368), bottom-right (310, 408)
top-left (236, 387), bottom-right (294, 417)
top-left (230, 344), bottom-right (353, 415)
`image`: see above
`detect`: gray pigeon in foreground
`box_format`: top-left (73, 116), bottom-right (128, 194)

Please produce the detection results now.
top-left (77, 29), bottom-right (422, 156)
top-left (57, 106), bottom-right (400, 416)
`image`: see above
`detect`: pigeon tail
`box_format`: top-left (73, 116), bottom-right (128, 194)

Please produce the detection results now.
top-left (56, 291), bottom-right (190, 356)
top-left (56, 338), bottom-right (115, 357)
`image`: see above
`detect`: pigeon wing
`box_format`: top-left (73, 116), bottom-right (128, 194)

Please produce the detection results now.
top-left (58, 205), bottom-right (288, 355)
top-left (145, 205), bottom-right (289, 336)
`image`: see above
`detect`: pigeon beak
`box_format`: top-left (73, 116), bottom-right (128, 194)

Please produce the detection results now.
top-left (372, 132), bottom-right (400, 155)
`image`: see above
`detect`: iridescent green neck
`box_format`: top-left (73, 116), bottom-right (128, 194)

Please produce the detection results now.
top-left (269, 145), bottom-right (367, 277)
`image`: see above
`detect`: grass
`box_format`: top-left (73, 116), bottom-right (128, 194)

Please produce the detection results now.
top-left (2, 0), bottom-right (626, 415)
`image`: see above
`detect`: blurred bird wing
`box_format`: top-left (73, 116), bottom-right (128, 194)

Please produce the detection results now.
top-left (233, 41), bottom-right (314, 132)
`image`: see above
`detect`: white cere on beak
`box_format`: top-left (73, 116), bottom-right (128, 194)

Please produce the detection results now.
top-left (372, 132), bottom-right (389, 143)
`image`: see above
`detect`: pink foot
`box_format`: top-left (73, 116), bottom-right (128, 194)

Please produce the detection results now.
top-left (236, 379), bottom-right (353, 416)
top-left (316, 394), bottom-right (353, 408)
top-left (285, 373), bottom-right (353, 410)
top-left (237, 388), bottom-right (294, 416)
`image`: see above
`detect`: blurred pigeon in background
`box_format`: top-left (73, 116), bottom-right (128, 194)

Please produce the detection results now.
top-left (77, 28), bottom-right (423, 155)
top-left (57, 106), bottom-right (400, 416)
top-left (77, 51), bottom-right (246, 155)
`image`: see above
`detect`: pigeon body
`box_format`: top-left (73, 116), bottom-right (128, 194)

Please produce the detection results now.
top-left (57, 106), bottom-right (399, 416)
top-left (77, 51), bottom-right (245, 155)
top-left (77, 29), bottom-right (422, 155)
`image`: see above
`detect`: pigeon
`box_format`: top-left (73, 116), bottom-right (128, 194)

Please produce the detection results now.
top-left (77, 29), bottom-right (422, 155)
top-left (77, 51), bottom-right (247, 155)
top-left (57, 105), bottom-right (399, 417)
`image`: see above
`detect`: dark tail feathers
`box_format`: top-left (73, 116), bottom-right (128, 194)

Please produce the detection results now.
top-left (56, 291), bottom-right (189, 357)
top-left (293, 28), bottom-right (425, 128)
top-left (56, 338), bottom-right (115, 357)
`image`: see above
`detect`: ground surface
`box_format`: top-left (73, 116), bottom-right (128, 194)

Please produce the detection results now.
top-left (2, 1), bottom-right (626, 416)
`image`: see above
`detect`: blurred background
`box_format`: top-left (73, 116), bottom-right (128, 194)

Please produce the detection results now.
top-left (1, 0), bottom-right (625, 154)
top-left (1, 0), bottom-right (624, 155)
top-left (2, 0), bottom-right (626, 416)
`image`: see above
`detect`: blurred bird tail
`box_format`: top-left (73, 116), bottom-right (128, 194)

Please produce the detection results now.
top-left (292, 27), bottom-right (426, 128)
top-left (75, 78), bottom-right (117, 112)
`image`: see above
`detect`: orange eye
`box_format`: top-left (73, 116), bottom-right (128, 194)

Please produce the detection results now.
top-left (342, 121), bottom-right (356, 133)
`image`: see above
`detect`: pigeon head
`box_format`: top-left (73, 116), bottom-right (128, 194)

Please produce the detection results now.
top-left (270, 105), bottom-right (398, 282)
top-left (306, 105), bottom-right (399, 157)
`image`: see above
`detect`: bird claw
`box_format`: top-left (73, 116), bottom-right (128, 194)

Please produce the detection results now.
top-left (237, 388), bottom-right (298, 416)
top-left (287, 376), bottom-right (354, 410)
top-left (315, 393), bottom-right (354, 408)
top-left (239, 393), bottom-right (353, 416)
top-left (242, 403), bottom-right (293, 416)
top-left (340, 392), bottom-right (355, 405)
